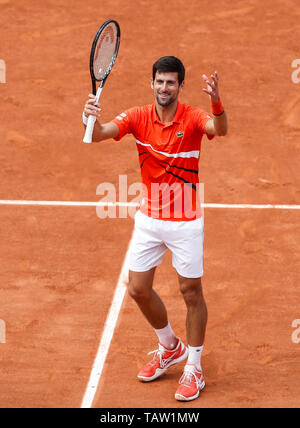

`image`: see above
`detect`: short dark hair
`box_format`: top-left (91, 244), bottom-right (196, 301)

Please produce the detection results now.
top-left (152, 56), bottom-right (185, 85)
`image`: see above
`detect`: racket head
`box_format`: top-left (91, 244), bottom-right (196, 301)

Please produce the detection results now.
top-left (89, 20), bottom-right (121, 94)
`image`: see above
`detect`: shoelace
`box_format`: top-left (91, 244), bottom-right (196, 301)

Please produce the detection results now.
top-left (147, 346), bottom-right (174, 368)
top-left (179, 368), bottom-right (202, 388)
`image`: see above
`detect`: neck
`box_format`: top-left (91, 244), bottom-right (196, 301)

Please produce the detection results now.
top-left (155, 100), bottom-right (178, 124)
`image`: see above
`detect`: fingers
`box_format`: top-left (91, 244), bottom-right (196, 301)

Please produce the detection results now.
top-left (210, 72), bottom-right (219, 92)
top-left (202, 74), bottom-right (210, 85)
top-left (202, 71), bottom-right (219, 88)
top-left (202, 88), bottom-right (211, 95)
top-left (84, 94), bottom-right (101, 118)
top-left (211, 71), bottom-right (218, 83)
top-left (202, 71), bottom-right (219, 99)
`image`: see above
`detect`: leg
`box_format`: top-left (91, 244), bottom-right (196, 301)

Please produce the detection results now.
top-left (128, 211), bottom-right (188, 381)
top-left (131, 268), bottom-right (188, 382)
top-left (174, 275), bottom-right (207, 401)
top-left (178, 274), bottom-right (207, 346)
top-left (128, 268), bottom-right (168, 330)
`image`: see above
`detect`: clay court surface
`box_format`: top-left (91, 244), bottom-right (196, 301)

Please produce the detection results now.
top-left (0, 0), bottom-right (299, 408)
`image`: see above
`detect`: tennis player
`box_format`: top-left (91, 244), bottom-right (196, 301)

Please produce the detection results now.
top-left (83, 56), bottom-right (228, 401)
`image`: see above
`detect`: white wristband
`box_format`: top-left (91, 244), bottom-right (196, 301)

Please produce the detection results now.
top-left (82, 112), bottom-right (88, 126)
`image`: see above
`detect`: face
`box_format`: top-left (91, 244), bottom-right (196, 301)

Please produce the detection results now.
top-left (152, 71), bottom-right (184, 107)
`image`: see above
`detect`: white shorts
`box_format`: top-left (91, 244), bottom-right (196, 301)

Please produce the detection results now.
top-left (128, 210), bottom-right (204, 278)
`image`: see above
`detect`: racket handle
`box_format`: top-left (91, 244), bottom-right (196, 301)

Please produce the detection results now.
top-left (83, 115), bottom-right (96, 143)
top-left (83, 86), bottom-right (103, 144)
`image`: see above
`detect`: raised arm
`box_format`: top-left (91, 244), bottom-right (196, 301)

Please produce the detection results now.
top-left (202, 72), bottom-right (228, 137)
top-left (83, 94), bottom-right (119, 143)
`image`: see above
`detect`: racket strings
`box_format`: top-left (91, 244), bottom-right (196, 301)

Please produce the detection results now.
top-left (93, 23), bottom-right (118, 80)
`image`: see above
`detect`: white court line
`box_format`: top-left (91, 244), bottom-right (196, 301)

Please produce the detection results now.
top-left (203, 203), bottom-right (300, 210)
top-left (0, 200), bottom-right (139, 207)
top-left (0, 200), bottom-right (299, 209)
top-left (81, 237), bottom-right (132, 409)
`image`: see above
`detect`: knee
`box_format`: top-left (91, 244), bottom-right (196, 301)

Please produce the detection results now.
top-left (179, 278), bottom-right (204, 307)
top-left (128, 277), bottom-right (150, 302)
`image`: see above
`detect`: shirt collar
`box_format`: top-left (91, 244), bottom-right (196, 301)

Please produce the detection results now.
top-left (152, 101), bottom-right (184, 125)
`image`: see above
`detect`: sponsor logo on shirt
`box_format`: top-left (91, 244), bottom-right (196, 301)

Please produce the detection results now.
top-left (176, 131), bottom-right (184, 138)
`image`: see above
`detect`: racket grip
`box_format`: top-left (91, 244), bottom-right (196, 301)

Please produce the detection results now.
top-left (83, 114), bottom-right (97, 143)
top-left (82, 86), bottom-right (103, 144)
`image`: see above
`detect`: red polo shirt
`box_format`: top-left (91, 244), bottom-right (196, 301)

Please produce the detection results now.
top-left (112, 101), bottom-right (214, 221)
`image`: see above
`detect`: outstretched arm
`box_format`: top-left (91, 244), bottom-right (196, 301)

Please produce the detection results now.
top-left (202, 72), bottom-right (228, 137)
top-left (83, 94), bottom-right (119, 143)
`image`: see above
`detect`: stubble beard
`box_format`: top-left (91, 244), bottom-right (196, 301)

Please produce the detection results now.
top-left (156, 93), bottom-right (176, 107)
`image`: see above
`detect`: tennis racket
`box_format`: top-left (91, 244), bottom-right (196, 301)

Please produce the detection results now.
top-left (83, 20), bottom-right (121, 143)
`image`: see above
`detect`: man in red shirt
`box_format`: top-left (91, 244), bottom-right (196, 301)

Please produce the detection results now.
top-left (83, 56), bottom-right (228, 401)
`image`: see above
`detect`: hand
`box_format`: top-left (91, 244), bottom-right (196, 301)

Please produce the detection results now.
top-left (83, 94), bottom-right (101, 119)
top-left (202, 71), bottom-right (219, 104)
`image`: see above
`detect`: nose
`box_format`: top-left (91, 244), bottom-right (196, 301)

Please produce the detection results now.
top-left (161, 82), bottom-right (168, 92)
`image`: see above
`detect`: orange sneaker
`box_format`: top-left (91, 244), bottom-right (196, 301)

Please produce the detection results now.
top-left (175, 364), bottom-right (205, 401)
top-left (137, 338), bottom-right (188, 382)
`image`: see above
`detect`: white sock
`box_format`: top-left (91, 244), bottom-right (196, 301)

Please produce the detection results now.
top-left (187, 345), bottom-right (204, 371)
top-left (154, 322), bottom-right (177, 350)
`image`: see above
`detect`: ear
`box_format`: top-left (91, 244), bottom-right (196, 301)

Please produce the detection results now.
top-left (150, 79), bottom-right (154, 89)
top-left (179, 81), bottom-right (185, 91)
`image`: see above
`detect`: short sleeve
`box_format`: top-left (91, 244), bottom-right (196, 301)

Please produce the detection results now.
top-left (193, 108), bottom-right (215, 141)
top-left (112, 106), bottom-right (140, 141)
